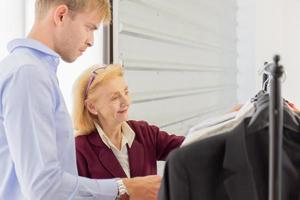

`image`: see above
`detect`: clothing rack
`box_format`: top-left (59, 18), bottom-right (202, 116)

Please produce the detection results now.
top-left (265, 55), bottom-right (284, 200)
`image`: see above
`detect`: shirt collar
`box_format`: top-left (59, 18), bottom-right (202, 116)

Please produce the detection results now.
top-left (7, 38), bottom-right (60, 73)
top-left (94, 122), bottom-right (135, 149)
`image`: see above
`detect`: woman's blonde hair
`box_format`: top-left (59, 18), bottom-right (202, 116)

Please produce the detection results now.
top-left (35, 0), bottom-right (111, 24)
top-left (72, 64), bottom-right (124, 136)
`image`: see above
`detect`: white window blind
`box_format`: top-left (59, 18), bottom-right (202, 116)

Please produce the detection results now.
top-left (114, 0), bottom-right (238, 135)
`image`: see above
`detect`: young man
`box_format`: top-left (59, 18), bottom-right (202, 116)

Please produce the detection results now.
top-left (0, 1), bottom-right (161, 200)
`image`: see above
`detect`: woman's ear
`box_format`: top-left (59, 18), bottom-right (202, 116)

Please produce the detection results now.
top-left (85, 100), bottom-right (98, 115)
top-left (53, 4), bottom-right (69, 25)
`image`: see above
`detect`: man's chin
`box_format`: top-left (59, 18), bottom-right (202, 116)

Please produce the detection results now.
top-left (61, 55), bottom-right (78, 63)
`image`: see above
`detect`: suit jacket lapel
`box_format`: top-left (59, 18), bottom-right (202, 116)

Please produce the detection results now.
top-left (98, 147), bottom-right (128, 178)
top-left (88, 131), bottom-right (127, 178)
top-left (223, 120), bottom-right (259, 200)
top-left (127, 140), bottom-right (145, 177)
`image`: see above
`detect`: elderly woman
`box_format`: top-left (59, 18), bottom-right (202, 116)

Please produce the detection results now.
top-left (73, 64), bottom-right (184, 179)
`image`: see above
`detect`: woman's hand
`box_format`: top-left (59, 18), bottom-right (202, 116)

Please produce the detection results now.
top-left (228, 104), bottom-right (243, 113)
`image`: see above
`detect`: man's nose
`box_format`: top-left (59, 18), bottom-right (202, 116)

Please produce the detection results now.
top-left (86, 33), bottom-right (94, 47)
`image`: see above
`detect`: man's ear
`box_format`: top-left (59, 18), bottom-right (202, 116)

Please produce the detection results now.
top-left (53, 4), bottom-right (69, 25)
top-left (85, 100), bottom-right (98, 115)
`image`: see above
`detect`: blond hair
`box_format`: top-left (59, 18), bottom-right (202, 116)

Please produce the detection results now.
top-left (72, 64), bottom-right (124, 135)
top-left (35, 0), bottom-right (111, 24)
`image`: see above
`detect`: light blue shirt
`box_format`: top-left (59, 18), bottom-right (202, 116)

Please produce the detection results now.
top-left (0, 38), bottom-right (118, 200)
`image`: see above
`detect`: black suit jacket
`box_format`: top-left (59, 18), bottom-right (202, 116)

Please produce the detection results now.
top-left (158, 103), bottom-right (300, 200)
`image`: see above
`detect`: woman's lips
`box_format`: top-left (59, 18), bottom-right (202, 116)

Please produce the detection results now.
top-left (118, 109), bottom-right (128, 113)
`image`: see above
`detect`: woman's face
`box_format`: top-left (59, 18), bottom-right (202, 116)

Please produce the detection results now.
top-left (90, 76), bottom-right (131, 125)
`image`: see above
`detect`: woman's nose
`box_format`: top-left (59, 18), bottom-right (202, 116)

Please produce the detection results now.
top-left (121, 95), bottom-right (130, 107)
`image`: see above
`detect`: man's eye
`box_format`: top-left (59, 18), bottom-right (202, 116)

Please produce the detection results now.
top-left (86, 26), bottom-right (93, 31)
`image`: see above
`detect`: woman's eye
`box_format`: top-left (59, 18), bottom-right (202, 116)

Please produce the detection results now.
top-left (111, 96), bottom-right (118, 101)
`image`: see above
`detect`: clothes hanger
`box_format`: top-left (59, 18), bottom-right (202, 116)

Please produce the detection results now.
top-left (247, 59), bottom-right (299, 134)
top-left (250, 62), bottom-right (271, 103)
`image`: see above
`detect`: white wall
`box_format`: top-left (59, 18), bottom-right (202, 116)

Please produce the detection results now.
top-left (237, 0), bottom-right (300, 105)
top-left (281, 0), bottom-right (300, 104)
top-left (236, 0), bottom-right (256, 102)
top-left (0, 1), bottom-right (25, 59)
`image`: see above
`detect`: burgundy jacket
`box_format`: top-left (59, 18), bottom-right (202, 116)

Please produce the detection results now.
top-left (75, 120), bottom-right (185, 179)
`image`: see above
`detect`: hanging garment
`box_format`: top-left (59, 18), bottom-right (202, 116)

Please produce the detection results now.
top-left (182, 101), bottom-right (254, 146)
top-left (158, 94), bottom-right (300, 200)
top-left (187, 111), bottom-right (237, 134)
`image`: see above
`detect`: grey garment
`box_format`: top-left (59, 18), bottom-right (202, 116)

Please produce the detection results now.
top-left (159, 120), bottom-right (259, 200)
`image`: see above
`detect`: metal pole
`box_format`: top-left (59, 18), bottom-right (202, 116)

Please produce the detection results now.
top-left (268, 55), bottom-right (284, 200)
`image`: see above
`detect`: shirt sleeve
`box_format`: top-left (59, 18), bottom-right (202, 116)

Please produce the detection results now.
top-left (2, 65), bottom-right (118, 200)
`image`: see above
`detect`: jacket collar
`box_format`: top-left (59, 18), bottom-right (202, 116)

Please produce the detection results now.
top-left (248, 93), bottom-right (300, 134)
top-left (94, 121), bottom-right (135, 149)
